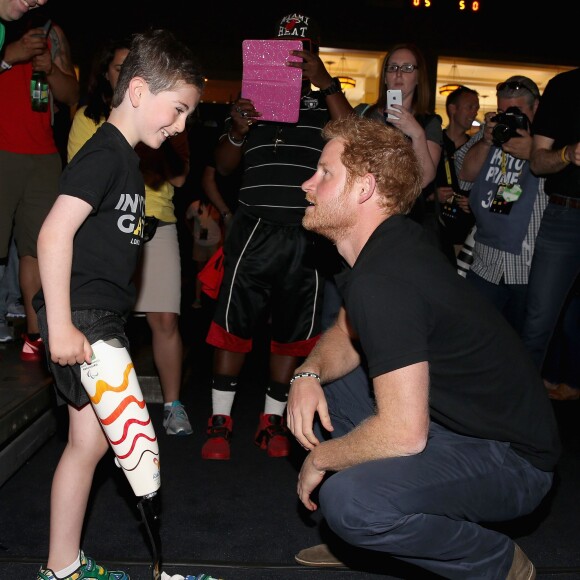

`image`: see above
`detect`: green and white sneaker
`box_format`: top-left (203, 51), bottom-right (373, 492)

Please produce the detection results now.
top-left (37, 551), bottom-right (130, 579)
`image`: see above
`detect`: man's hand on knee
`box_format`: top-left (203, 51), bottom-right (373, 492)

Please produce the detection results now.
top-left (287, 376), bottom-right (333, 449)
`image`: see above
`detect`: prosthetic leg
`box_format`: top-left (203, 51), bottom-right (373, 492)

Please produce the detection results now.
top-left (80, 338), bottom-right (162, 580)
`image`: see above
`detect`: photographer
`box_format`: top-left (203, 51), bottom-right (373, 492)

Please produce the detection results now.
top-left (456, 76), bottom-right (544, 336)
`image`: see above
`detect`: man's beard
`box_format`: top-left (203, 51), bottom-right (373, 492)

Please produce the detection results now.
top-left (303, 188), bottom-right (356, 243)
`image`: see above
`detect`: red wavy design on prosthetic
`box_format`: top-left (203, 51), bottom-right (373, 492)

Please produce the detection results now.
top-left (108, 417), bottom-right (152, 446)
top-left (89, 363), bottom-right (134, 405)
top-left (100, 395), bottom-right (146, 425)
top-left (114, 432), bottom-right (157, 460)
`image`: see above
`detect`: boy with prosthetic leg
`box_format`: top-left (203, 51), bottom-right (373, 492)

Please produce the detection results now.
top-left (79, 337), bottom-right (162, 579)
top-left (34, 30), bottom-right (204, 580)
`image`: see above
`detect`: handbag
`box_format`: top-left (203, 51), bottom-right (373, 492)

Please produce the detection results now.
top-left (197, 246), bottom-right (224, 299)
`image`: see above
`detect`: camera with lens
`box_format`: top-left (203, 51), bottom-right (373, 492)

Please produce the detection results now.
top-left (490, 107), bottom-right (529, 145)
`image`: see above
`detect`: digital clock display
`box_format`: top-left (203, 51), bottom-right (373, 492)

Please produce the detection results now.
top-left (411, 0), bottom-right (481, 11)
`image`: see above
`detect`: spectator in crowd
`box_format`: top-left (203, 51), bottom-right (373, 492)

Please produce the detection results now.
top-left (435, 85), bottom-right (479, 260)
top-left (201, 12), bottom-right (352, 461)
top-left (542, 275), bottom-right (580, 400)
top-left (67, 36), bottom-right (130, 159)
top-left (457, 76), bottom-right (545, 336)
top-left (522, 67), bottom-right (580, 373)
top-left (0, 0), bottom-right (44, 342)
top-left (201, 160), bottom-right (241, 241)
top-left (286, 114), bottom-right (560, 579)
top-left (0, 8), bottom-right (79, 361)
top-left (185, 192), bottom-right (223, 309)
top-left (356, 43), bottom-right (443, 251)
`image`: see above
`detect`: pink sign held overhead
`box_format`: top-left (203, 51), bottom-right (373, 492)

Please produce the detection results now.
top-left (241, 39), bottom-right (304, 124)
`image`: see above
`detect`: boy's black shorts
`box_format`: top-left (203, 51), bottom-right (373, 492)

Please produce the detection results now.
top-left (37, 306), bottom-right (129, 408)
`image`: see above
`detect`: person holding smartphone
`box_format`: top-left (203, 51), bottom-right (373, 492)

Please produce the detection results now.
top-left (355, 43), bottom-right (444, 251)
top-left (201, 12), bottom-right (353, 461)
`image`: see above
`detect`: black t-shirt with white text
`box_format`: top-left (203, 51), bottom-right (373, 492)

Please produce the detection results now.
top-left (34, 123), bottom-right (144, 318)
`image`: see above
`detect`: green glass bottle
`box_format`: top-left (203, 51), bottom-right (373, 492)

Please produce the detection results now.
top-left (30, 70), bottom-right (49, 112)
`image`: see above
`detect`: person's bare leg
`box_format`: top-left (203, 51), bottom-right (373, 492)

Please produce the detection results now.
top-left (270, 353), bottom-right (300, 385)
top-left (147, 311), bottom-right (182, 403)
top-left (19, 254), bottom-right (41, 334)
top-left (46, 404), bottom-right (109, 572)
top-left (213, 347), bottom-right (246, 377)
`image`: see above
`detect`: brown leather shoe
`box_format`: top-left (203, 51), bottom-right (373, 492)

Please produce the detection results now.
top-left (295, 543), bottom-right (346, 567)
top-left (548, 382), bottom-right (580, 401)
top-left (506, 544), bottom-right (536, 580)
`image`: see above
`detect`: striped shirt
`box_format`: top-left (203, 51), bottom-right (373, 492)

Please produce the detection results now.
top-left (230, 92), bottom-right (329, 225)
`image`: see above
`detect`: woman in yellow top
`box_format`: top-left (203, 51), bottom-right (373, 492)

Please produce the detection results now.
top-left (67, 37), bottom-right (193, 435)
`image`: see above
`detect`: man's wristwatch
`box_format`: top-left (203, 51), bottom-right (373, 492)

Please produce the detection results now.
top-left (319, 77), bottom-right (342, 97)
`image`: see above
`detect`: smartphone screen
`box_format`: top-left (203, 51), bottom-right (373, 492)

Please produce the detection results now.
top-left (386, 89), bottom-right (402, 120)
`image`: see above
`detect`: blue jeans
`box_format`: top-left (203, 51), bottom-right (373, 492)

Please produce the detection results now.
top-left (316, 374), bottom-right (554, 579)
top-left (542, 286), bottom-right (580, 389)
top-left (522, 203), bottom-right (580, 369)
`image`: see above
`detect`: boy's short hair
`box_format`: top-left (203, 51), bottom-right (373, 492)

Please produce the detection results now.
top-left (112, 29), bottom-right (205, 108)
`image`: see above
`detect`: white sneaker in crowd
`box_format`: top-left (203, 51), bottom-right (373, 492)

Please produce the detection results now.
top-left (6, 301), bottom-right (26, 319)
top-left (0, 320), bottom-right (14, 342)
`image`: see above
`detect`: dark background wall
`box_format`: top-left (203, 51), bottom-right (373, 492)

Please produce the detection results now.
top-left (15, 0), bottom-right (577, 94)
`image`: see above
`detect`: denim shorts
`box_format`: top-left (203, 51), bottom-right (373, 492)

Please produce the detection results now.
top-left (37, 306), bottom-right (129, 408)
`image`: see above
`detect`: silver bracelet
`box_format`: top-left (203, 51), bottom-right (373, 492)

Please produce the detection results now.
top-left (1, 60), bottom-right (12, 71)
top-left (289, 371), bottom-right (321, 385)
top-left (227, 132), bottom-right (245, 147)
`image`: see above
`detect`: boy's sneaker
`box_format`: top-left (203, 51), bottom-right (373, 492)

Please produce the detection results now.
top-left (37, 550), bottom-right (130, 579)
top-left (163, 401), bottom-right (193, 436)
top-left (21, 333), bottom-right (44, 362)
top-left (6, 300), bottom-right (26, 318)
top-left (254, 413), bottom-right (291, 458)
top-left (0, 320), bottom-right (13, 342)
top-left (201, 414), bottom-right (233, 460)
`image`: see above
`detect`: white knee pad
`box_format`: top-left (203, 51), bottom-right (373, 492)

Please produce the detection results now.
top-left (80, 338), bottom-right (161, 497)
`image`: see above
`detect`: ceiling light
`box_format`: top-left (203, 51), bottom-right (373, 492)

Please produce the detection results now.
top-left (439, 83), bottom-right (462, 96)
top-left (338, 76), bottom-right (356, 89)
top-left (439, 63), bottom-right (461, 96)
top-left (325, 57), bottom-right (357, 91)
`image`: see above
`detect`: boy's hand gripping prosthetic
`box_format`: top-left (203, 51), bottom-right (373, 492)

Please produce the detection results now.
top-left (80, 338), bottom-right (162, 580)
